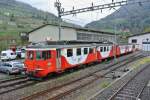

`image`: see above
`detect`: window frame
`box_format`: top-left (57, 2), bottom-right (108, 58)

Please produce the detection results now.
top-left (104, 47), bottom-right (106, 52)
top-left (100, 47), bottom-right (103, 52)
top-left (42, 50), bottom-right (51, 60)
top-left (89, 48), bottom-right (93, 54)
top-left (84, 48), bottom-right (88, 55)
top-left (107, 46), bottom-right (109, 51)
top-left (131, 39), bottom-right (137, 43)
top-left (76, 48), bottom-right (81, 56)
top-left (28, 51), bottom-right (34, 60)
top-left (36, 51), bottom-right (42, 60)
top-left (67, 49), bottom-right (73, 57)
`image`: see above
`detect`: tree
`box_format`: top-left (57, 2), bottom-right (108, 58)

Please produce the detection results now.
top-left (10, 14), bottom-right (15, 22)
top-left (43, 14), bottom-right (49, 24)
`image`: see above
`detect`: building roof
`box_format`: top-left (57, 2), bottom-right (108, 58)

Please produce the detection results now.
top-left (28, 24), bottom-right (116, 35)
top-left (128, 32), bottom-right (150, 38)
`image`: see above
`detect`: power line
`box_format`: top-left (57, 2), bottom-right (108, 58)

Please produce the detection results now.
top-left (59, 1), bottom-right (127, 16)
top-left (55, 0), bottom-right (150, 17)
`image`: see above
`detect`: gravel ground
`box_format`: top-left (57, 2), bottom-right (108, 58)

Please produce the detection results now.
top-left (0, 73), bottom-right (9, 79)
top-left (111, 62), bottom-right (150, 100)
top-left (89, 57), bottom-right (150, 100)
top-left (0, 52), bottom-right (141, 100)
top-left (140, 81), bottom-right (150, 100)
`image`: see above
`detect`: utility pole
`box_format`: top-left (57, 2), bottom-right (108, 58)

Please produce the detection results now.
top-left (114, 11), bottom-right (117, 61)
top-left (54, 0), bottom-right (128, 41)
top-left (54, 0), bottom-right (64, 41)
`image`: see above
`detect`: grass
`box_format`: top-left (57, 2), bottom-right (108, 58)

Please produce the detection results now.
top-left (132, 57), bottom-right (150, 69)
top-left (0, 31), bottom-right (19, 37)
top-left (100, 81), bottom-right (110, 88)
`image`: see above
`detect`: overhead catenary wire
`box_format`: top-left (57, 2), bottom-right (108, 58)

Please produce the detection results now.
top-left (57, 0), bottom-right (150, 17)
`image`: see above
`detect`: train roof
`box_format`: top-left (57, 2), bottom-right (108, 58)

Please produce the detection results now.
top-left (26, 43), bottom-right (113, 49)
top-left (26, 42), bottom-right (135, 50)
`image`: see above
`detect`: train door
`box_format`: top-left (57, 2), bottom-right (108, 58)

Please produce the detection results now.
top-left (56, 49), bottom-right (61, 71)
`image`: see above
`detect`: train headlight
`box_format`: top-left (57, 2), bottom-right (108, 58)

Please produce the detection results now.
top-left (47, 62), bottom-right (51, 67)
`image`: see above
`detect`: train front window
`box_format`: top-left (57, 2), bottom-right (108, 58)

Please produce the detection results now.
top-left (36, 51), bottom-right (41, 60)
top-left (42, 51), bottom-right (51, 60)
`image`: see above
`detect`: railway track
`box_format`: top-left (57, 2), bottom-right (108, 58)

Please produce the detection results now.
top-left (0, 75), bottom-right (27, 84)
top-left (108, 63), bottom-right (150, 100)
top-left (21, 53), bottom-right (145, 100)
top-left (0, 76), bottom-right (36, 95)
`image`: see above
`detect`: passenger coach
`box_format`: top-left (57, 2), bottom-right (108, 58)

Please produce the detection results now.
top-left (24, 43), bottom-right (137, 78)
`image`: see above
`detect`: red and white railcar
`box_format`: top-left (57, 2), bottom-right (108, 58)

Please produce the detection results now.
top-left (24, 44), bottom-right (137, 78)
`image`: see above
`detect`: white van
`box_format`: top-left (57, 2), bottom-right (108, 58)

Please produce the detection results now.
top-left (1, 50), bottom-right (17, 61)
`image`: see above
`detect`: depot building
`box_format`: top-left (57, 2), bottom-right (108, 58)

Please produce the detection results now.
top-left (128, 32), bottom-right (150, 51)
top-left (28, 24), bottom-right (118, 43)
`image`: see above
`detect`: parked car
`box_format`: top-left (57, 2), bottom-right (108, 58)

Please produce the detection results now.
top-left (1, 50), bottom-right (17, 61)
top-left (0, 61), bottom-right (25, 75)
top-left (16, 48), bottom-right (26, 59)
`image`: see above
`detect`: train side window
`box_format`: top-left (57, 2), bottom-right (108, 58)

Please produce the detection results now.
top-left (84, 48), bottom-right (88, 54)
top-left (67, 49), bottom-right (73, 57)
top-left (89, 48), bottom-right (93, 54)
top-left (104, 47), bottom-right (106, 52)
top-left (100, 47), bottom-right (103, 52)
top-left (77, 48), bottom-right (81, 56)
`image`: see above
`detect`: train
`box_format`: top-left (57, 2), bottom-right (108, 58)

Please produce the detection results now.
top-left (24, 43), bottom-right (139, 78)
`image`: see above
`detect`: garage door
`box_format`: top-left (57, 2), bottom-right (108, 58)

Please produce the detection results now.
top-left (142, 39), bottom-right (150, 51)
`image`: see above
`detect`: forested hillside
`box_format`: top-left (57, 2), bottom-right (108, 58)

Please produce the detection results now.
top-left (0, 0), bottom-right (78, 37)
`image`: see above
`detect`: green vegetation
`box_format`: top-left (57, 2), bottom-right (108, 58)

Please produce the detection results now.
top-left (0, 0), bottom-right (59, 49)
top-left (0, 0), bottom-right (80, 36)
top-left (144, 27), bottom-right (150, 32)
top-left (100, 81), bottom-right (110, 88)
top-left (132, 57), bottom-right (150, 69)
top-left (0, 0), bottom-right (80, 50)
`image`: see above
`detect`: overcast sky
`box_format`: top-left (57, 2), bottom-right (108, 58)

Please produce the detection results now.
top-left (17, 0), bottom-right (121, 26)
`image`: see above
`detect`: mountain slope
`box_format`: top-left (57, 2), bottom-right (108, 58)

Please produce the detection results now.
top-left (85, 0), bottom-right (150, 34)
top-left (0, 0), bottom-right (80, 37)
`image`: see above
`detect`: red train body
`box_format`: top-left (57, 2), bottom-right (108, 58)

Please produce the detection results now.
top-left (24, 44), bottom-right (138, 78)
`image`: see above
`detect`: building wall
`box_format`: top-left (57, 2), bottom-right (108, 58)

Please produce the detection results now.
top-left (29, 25), bottom-right (76, 43)
top-left (61, 27), bottom-right (77, 41)
top-left (29, 24), bottom-right (117, 43)
top-left (76, 30), bottom-right (116, 43)
top-left (128, 33), bottom-right (150, 51)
